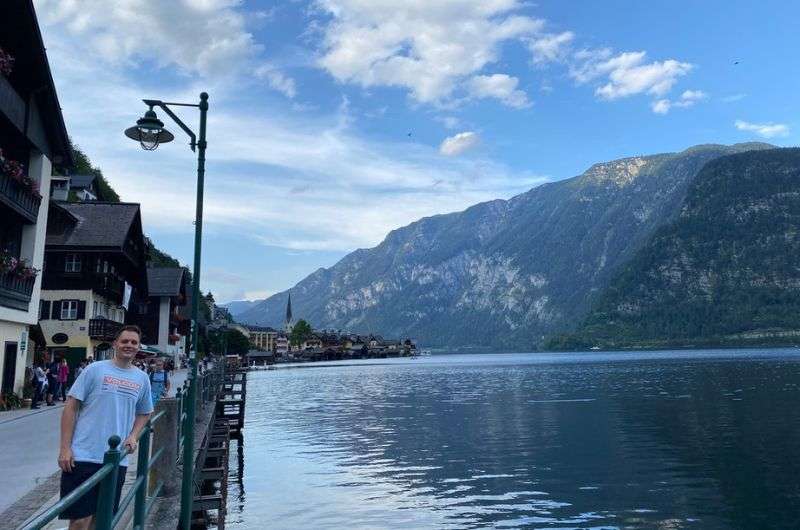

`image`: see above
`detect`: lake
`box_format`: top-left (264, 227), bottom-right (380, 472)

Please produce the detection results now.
top-left (225, 349), bottom-right (800, 529)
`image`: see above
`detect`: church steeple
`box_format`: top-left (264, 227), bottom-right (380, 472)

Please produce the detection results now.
top-left (284, 293), bottom-right (294, 333)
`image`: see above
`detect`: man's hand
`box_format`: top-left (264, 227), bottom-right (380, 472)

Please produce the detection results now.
top-left (122, 435), bottom-right (138, 454)
top-left (58, 447), bottom-right (75, 473)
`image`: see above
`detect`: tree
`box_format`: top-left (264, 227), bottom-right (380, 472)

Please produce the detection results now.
top-left (289, 319), bottom-right (313, 347)
top-left (209, 328), bottom-right (250, 356)
top-left (69, 143), bottom-right (121, 202)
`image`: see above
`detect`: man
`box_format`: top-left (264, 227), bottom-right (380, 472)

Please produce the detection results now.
top-left (31, 362), bottom-right (47, 409)
top-left (149, 358), bottom-right (171, 406)
top-left (58, 326), bottom-right (153, 530)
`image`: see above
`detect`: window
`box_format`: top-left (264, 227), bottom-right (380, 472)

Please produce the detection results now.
top-left (61, 300), bottom-right (78, 320)
top-left (93, 301), bottom-right (98, 317)
top-left (39, 300), bottom-right (51, 320)
top-left (65, 254), bottom-right (81, 272)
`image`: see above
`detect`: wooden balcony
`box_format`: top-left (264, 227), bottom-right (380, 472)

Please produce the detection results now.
top-left (0, 271), bottom-right (34, 311)
top-left (89, 318), bottom-right (123, 341)
top-left (0, 171), bottom-right (41, 223)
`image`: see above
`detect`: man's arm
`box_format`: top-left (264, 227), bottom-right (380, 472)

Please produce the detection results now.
top-left (58, 397), bottom-right (80, 472)
top-left (122, 413), bottom-right (151, 453)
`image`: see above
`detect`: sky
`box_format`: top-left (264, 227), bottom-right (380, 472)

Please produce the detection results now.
top-left (34, 0), bottom-right (799, 303)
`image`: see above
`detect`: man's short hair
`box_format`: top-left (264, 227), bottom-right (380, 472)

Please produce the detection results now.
top-left (114, 325), bottom-right (142, 341)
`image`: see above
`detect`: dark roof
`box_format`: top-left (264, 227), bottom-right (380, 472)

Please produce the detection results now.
top-left (69, 174), bottom-right (97, 189)
top-left (245, 325), bottom-right (277, 332)
top-left (247, 350), bottom-right (275, 358)
top-left (46, 202), bottom-right (140, 248)
top-left (147, 267), bottom-right (186, 297)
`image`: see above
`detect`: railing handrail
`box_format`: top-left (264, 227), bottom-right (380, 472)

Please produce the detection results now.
top-left (21, 360), bottom-right (224, 530)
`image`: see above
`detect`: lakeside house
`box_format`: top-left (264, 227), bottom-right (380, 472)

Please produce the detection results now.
top-left (139, 266), bottom-right (190, 365)
top-left (243, 324), bottom-right (278, 352)
top-left (0, 1), bottom-right (73, 396)
top-left (39, 201), bottom-right (149, 364)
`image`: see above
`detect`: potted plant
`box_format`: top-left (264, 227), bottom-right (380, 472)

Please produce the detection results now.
top-left (0, 148), bottom-right (40, 198)
top-left (0, 47), bottom-right (14, 77)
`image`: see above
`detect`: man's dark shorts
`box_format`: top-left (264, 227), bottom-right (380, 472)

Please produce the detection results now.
top-left (59, 461), bottom-right (127, 520)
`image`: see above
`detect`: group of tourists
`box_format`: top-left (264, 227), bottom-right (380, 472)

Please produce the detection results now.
top-left (31, 357), bottom-right (90, 409)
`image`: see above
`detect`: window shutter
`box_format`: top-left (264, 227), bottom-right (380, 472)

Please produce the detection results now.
top-left (52, 300), bottom-right (62, 320)
top-left (77, 301), bottom-right (87, 320)
top-left (40, 300), bottom-right (51, 320)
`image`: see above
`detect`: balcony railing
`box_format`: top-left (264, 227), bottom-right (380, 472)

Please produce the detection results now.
top-left (0, 271), bottom-right (35, 311)
top-left (0, 171), bottom-right (41, 223)
top-left (93, 273), bottom-right (125, 304)
top-left (89, 318), bottom-right (123, 341)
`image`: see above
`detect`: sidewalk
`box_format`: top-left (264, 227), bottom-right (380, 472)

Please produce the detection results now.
top-left (0, 368), bottom-right (187, 519)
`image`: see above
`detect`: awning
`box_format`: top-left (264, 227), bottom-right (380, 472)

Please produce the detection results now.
top-left (137, 344), bottom-right (166, 358)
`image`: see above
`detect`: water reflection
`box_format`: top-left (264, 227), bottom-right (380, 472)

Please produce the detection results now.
top-left (228, 350), bottom-right (800, 529)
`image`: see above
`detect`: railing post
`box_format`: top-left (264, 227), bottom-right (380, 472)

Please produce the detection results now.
top-left (175, 387), bottom-right (183, 456)
top-left (133, 423), bottom-right (151, 528)
top-left (152, 398), bottom-right (180, 496)
top-left (95, 435), bottom-right (122, 530)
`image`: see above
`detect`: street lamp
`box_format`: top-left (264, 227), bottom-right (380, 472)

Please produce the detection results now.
top-left (125, 92), bottom-right (208, 530)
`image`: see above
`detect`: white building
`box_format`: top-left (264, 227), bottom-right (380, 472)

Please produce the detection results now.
top-left (0, 2), bottom-right (73, 396)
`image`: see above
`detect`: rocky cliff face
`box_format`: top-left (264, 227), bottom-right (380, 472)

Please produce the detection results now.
top-left (236, 143), bottom-right (774, 350)
top-left (553, 148), bottom-right (800, 349)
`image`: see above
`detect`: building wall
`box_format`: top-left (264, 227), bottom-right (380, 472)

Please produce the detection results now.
top-left (40, 289), bottom-right (124, 361)
top-left (0, 152), bottom-right (52, 395)
top-left (157, 297), bottom-right (170, 349)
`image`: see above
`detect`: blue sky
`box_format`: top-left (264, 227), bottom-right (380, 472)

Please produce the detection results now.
top-left (35, 0), bottom-right (798, 302)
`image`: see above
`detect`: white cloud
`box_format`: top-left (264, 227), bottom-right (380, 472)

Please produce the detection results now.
top-left (468, 74), bottom-right (530, 108)
top-left (572, 50), bottom-right (693, 100)
top-left (256, 64), bottom-right (297, 98)
top-left (529, 31), bottom-right (574, 64)
top-left (437, 116), bottom-right (461, 130)
top-left (244, 289), bottom-right (274, 301)
top-left (315, 0), bottom-right (542, 104)
top-left (34, 0), bottom-right (258, 77)
top-left (651, 99), bottom-right (671, 114)
top-left (722, 93), bottom-right (746, 103)
top-left (651, 89), bottom-right (706, 114)
top-left (735, 120), bottom-right (790, 138)
top-left (674, 89), bottom-right (707, 108)
top-left (439, 131), bottom-right (480, 156)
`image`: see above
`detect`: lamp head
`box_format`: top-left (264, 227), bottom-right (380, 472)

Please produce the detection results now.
top-left (124, 107), bottom-right (174, 150)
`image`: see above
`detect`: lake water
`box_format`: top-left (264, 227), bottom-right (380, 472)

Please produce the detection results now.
top-left (225, 350), bottom-right (800, 529)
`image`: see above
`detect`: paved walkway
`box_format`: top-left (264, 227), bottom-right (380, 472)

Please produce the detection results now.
top-left (0, 368), bottom-right (187, 517)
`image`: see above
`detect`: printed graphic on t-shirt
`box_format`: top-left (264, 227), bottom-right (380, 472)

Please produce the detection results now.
top-left (101, 375), bottom-right (142, 398)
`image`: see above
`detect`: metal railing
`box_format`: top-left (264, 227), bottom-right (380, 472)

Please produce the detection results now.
top-left (22, 359), bottom-right (226, 530)
top-left (22, 409), bottom-right (166, 530)
top-left (176, 361), bottom-right (224, 461)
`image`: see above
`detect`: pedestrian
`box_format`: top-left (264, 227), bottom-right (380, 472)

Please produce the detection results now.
top-left (58, 357), bottom-right (70, 401)
top-left (31, 362), bottom-right (47, 409)
top-left (149, 358), bottom-right (171, 406)
top-left (46, 357), bottom-right (60, 406)
top-left (57, 325), bottom-right (153, 529)
top-left (74, 360), bottom-right (86, 381)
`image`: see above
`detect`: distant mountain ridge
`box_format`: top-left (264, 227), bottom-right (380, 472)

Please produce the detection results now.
top-left (235, 143), bottom-right (775, 350)
top-left (550, 148), bottom-right (800, 349)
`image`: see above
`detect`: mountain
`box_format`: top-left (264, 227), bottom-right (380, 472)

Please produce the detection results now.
top-left (548, 148), bottom-right (800, 350)
top-left (237, 143), bottom-right (775, 350)
top-left (222, 300), bottom-right (260, 318)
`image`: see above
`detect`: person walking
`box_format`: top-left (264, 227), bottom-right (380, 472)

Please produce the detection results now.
top-left (31, 362), bottom-right (47, 409)
top-left (58, 357), bottom-right (70, 401)
top-left (57, 325), bottom-right (153, 530)
top-left (46, 357), bottom-right (60, 406)
top-left (149, 358), bottom-right (171, 406)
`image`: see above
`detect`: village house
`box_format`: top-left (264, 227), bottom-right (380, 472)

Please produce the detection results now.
top-left (39, 201), bottom-right (148, 364)
top-left (0, 1), bottom-right (72, 396)
top-left (244, 324), bottom-right (277, 352)
top-left (138, 267), bottom-right (189, 365)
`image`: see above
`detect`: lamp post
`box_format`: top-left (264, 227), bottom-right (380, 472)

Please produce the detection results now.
top-left (125, 92), bottom-right (208, 530)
